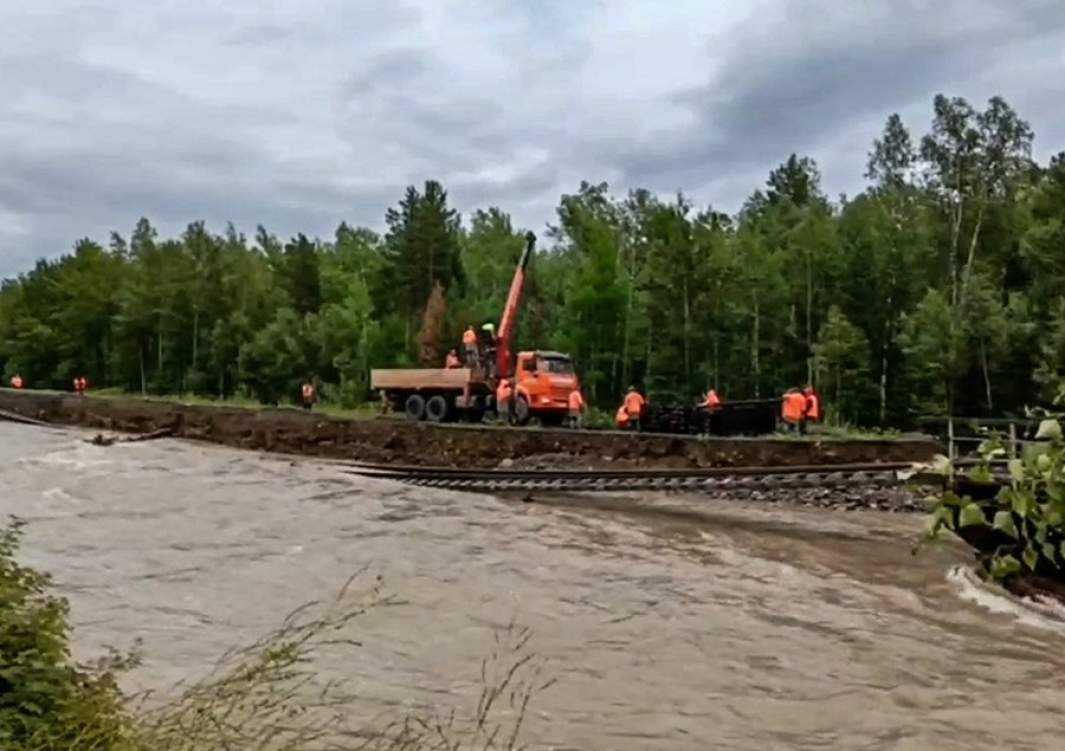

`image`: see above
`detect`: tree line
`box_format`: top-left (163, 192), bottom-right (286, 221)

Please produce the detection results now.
top-left (1, 92), bottom-right (1063, 426)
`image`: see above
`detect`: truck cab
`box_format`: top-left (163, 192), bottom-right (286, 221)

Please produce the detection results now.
top-left (511, 350), bottom-right (579, 426)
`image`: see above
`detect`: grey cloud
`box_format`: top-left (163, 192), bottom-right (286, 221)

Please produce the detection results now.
top-left (601, 0), bottom-right (1065, 202)
top-left (344, 48), bottom-right (432, 97)
top-left (1, 0), bottom-right (1064, 276)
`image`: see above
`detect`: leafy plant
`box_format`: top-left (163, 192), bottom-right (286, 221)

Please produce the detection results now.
top-left (923, 418), bottom-right (1065, 583)
top-left (0, 519), bottom-right (131, 750)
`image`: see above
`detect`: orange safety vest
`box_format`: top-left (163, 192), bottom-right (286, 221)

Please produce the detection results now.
top-left (805, 392), bottom-right (821, 421)
top-left (615, 405), bottom-right (630, 427)
top-left (705, 389), bottom-right (721, 409)
top-left (302, 383), bottom-right (316, 401)
top-left (462, 329), bottom-right (478, 346)
top-left (782, 392), bottom-right (806, 422)
top-left (623, 390), bottom-right (645, 416)
top-left (568, 390), bottom-right (585, 412)
top-left (496, 381), bottom-right (512, 404)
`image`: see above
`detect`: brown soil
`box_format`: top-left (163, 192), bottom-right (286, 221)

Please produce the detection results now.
top-left (0, 390), bottom-right (942, 469)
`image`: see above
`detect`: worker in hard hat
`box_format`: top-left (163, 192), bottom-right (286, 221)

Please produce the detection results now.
top-left (301, 378), bottom-right (317, 411)
top-left (567, 388), bottom-right (586, 429)
top-left (622, 386), bottom-right (646, 432)
top-left (462, 325), bottom-right (479, 369)
top-left (496, 377), bottom-right (513, 425)
top-left (445, 349), bottom-right (461, 368)
top-left (781, 388), bottom-right (807, 434)
top-left (615, 404), bottom-right (630, 429)
top-left (803, 385), bottom-right (821, 433)
top-left (703, 388), bottom-right (722, 410)
top-left (481, 322), bottom-right (497, 379)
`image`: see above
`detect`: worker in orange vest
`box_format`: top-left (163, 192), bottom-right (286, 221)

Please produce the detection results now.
top-left (445, 349), bottom-right (461, 369)
top-left (803, 386), bottom-right (821, 430)
top-left (73, 376), bottom-right (87, 396)
top-left (622, 386), bottom-right (646, 432)
top-left (703, 388), bottom-right (722, 410)
top-left (10, 373), bottom-right (23, 389)
top-left (567, 389), bottom-right (586, 429)
top-left (496, 378), bottom-right (513, 425)
top-left (462, 325), bottom-right (479, 368)
top-left (781, 389), bottom-right (807, 434)
top-left (615, 404), bottom-right (630, 429)
top-left (301, 379), bottom-right (317, 411)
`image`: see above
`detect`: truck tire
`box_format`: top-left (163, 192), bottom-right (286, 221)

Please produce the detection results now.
top-left (404, 394), bottom-right (426, 421)
top-left (425, 395), bottom-right (449, 423)
top-left (513, 396), bottom-right (531, 426)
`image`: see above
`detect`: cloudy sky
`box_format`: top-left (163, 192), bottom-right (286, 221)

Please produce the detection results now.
top-left (1, 0), bottom-right (1063, 276)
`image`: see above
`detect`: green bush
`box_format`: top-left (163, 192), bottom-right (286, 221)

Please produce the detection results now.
top-left (0, 520), bottom-right (132, 750)
top-left (924, 418), bottom-right (1065, 582)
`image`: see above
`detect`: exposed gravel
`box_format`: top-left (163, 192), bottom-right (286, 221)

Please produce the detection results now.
top-left (713, 483), bottom-right (926, 513)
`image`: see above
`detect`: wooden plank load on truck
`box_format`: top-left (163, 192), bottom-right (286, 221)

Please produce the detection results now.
top-left (371, 368), bottom-right (488, 423)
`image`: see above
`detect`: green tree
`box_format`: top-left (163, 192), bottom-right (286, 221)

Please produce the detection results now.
top-left (283, 233), bottom-right (321, 316)
top-left (900, 288), bottom-right (966, 414)
top-left (920, 94), bottom-right (1033, 307)
top-left (813, 305), bottom-right (870, 423)
top-left (383, 180), bottom-right (464, 349)
top-left (551, 182), bottom-right (627, 402)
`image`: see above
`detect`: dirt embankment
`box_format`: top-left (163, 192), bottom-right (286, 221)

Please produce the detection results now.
top-left (0, 390), bottom-right (942, 469)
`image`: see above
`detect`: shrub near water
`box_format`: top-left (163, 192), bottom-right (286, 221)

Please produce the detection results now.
top-left (0, 520), bottom-right (131, 750)
top-left (0, 520), bottom-right (543, 751)
top-left (924, 418), bottom-right (1065, 583)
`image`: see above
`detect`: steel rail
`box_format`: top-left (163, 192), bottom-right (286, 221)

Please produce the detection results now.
top-left (343, 460), bottom-right (926, 480)
top-left (340, 461), bottom-right (958, 494)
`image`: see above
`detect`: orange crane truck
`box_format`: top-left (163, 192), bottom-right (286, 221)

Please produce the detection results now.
top-left (371, 232), bottom-right (580, 426)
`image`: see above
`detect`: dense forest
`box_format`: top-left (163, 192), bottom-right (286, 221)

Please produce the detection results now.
top-left (1, 93), bottom-right (1063, 426)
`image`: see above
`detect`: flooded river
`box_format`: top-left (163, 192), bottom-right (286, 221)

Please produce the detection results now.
top-left (3, 423), bottom-right (1065, 749)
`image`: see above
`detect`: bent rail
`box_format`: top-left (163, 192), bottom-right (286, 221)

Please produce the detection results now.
top-left (342, 460), bottom-right (953, 497)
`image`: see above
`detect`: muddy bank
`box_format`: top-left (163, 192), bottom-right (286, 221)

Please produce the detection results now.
top-left (0, 389), bottom-right (941, 469)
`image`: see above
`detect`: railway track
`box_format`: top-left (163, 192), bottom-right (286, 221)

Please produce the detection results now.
top-left (343, 460), bottom-right (951, 494)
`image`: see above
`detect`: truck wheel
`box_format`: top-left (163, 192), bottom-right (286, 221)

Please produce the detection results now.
top-left (513, 396), bottom-right (531, 426)
top-left (404, 394), bottom-right (426, 421)
top-left (425, 395), bottom-right (449, 423)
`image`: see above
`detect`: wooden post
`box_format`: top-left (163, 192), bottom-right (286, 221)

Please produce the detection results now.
top-left (1008, 421), bottom-right (1017, 461)
top-left (948, 416), bottom-right (955, 461)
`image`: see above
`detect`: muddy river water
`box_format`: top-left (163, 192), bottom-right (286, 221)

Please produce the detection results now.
top-left (3, 423), bottom-right (1065, 749)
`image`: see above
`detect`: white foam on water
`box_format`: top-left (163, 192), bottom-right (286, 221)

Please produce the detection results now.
top-left (19, 446), bottom-right (114, 473)
top-left (42, 486), bottom-right (84, 504)
top-left (947, 564), bottom-right (1065, 632)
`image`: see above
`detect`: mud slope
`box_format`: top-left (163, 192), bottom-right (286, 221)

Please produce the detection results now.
top-left (0, 390), bottom-right (941, 469)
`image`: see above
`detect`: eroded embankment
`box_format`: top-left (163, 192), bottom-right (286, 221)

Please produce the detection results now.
top-left (0, 389), bottom-right (941, 469)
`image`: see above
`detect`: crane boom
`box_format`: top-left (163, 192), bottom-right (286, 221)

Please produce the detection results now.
top-left (495, 231), bottom-right (536, 379)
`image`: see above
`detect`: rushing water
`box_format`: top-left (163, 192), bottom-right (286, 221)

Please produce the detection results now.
top-left (3, 422), bottom-right (1065, 750)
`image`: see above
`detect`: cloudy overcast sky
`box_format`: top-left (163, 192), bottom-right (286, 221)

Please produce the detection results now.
top-left (1, 0), bottom-right (1063, 276)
